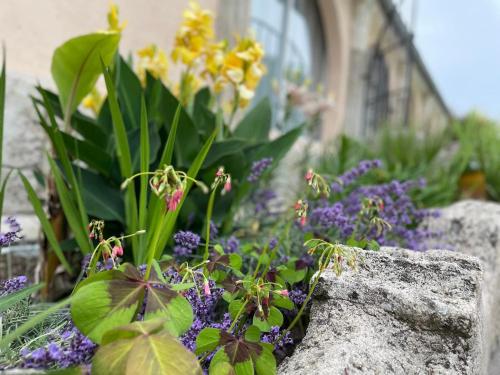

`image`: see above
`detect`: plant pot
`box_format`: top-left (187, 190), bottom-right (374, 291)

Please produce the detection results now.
top-left (459, 170), bottom-right (487, 199)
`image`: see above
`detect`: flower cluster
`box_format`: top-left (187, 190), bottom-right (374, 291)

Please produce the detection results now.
top-left (310, 167), bottom-right (436, 250)
top-left (330, 159), bottom-right (382, 193)
top-left (212, 166), bottom-right (232, 195)
top-left (217, 36), bottom-right (266, 108)
top-left (0, 216), bottom-right (22, 247)
top-left (136, 44), bottom-right (169, 86)
top-left (248, 158), bottom-right (273, 182)
top-left (261, 326), bottom-right (293, 351)
top-left (0, 275), bottom-right (27, 296)
top-left (221, 235), bottom-right (240, 254)
top-left (173, 230), bottom-right (200, 257)
top-left (20, 321), bottom-right (96, 369)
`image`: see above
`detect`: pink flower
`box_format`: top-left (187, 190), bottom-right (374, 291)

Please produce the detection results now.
top-left (305, 169), bottom-right (313, 182)
top-left (203, 280), bottom-right (211, 296)
top-left (223, 177), bottom-right (232, 193)
top-left (166, 188), bottom-right (184, 211)
top-left (300, 216), bottom-right (307, 227)
top-left (278, 290), bottom-right (289, 297)
top-left (89, 232), bottom-right (95, 239)
top-left (216, 167), bottom-right (224, 177)
top-left (112, 245), bottom-right (123, 258)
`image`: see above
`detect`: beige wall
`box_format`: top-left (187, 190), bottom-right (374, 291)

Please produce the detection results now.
top-left (0, 0), bottom-right (218, 81)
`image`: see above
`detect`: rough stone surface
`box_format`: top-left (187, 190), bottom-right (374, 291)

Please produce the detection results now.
top-left (279, 247), bottom-right (484, 375)
top-left (424, 200), bottom-right (500, 374)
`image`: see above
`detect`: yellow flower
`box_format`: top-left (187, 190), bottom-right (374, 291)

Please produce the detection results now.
top-left (171, 1), bottom-right (215, 67)
top-left (107, 2), bottom-right (127, 32)
top-left (82, 87), bottom-right (104, 115)
top-left (136, 44), bottom-right (169, 86)
top-left (219, 36), bottom-right (266, 108)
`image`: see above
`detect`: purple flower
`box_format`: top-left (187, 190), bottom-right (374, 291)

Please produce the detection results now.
top-left (252, 189), bottom-right (277, 215)
top-left (221, 236), bottom-right (240, 254)
top-left (0, 216), bottom-right (22, 247)
top-left (0, 275), bottom-right (27, 296)
top-left (330, 160), bottom-right (382, 193)
top-left (174, 230), bottom-right (200, 257)
top-left (261, 326), bottom-right (293, 351)
top-left (248, 158), bottom-right (273, 182)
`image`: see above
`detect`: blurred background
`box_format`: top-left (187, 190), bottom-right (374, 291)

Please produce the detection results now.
top-left (0, 0), bottom-right (499, 278)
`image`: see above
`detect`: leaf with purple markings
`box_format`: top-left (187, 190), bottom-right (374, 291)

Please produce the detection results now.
top-left (71, 263), bottom-right (193, 343)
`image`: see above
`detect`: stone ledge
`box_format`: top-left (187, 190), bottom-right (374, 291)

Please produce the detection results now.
top-left (279, 247), bottom-right (484, 375)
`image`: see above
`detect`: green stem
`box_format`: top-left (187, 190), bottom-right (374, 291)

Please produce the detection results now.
top-left (228, 300), bottom-right (248, 333)
top-left (275, 248), bottom-right (333, 344)
top-left (203, 187), bottom-right (218, 265)
top-left (145, 216), bottom-right (164, 280)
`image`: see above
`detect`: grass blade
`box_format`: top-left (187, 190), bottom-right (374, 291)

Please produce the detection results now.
top-left (101, 59), bottom-right (138, 257)
top-left (138, 96), bottom-right (149, 259)
top-left (0, 283), bottom-right (44, 313)
top-left (47, 155), bottom-right (92, 254)
top-left (35, 91), bottom-right (89, 232)
top-left (0, 297), bottom-right (70, 350)
top-left (0, 169), bottom-right (13, 221)
top-left (19, 171), bottom-right (73, 274)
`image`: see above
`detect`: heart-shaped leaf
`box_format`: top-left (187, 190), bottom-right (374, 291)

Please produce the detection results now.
top-left (252, 306), bottom-right (283, 332)
top-left (93, 320), bottom-right (202, 375)
top-left (71, 264), bottom-right (193, 343)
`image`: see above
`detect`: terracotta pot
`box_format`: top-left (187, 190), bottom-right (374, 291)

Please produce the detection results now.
top-left (459, 171), bottom-right (487, 199)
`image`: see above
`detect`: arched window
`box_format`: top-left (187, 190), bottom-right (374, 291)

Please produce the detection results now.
top-left (250, 0), bottom-right (326, 126)
top-left (364, 48), bottom-right (389, 133)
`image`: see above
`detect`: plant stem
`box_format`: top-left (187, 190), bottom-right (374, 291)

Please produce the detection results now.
top-left (145, 216), bottom-right (164, 280)
top-left (228, 300), bottom-right (248, 333)
top-left (203, 187), bottom-right (217, 265)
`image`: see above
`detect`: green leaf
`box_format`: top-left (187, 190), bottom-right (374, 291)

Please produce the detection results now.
top-left (115, 55), bottom-right (142, 130)
top-left (47, 156), bottom-right (92, 255)
top-left (203, 140), bottom-right (248, 167)
top-left (0, 169), bottom-right (13, 221)
top-left (70, 269), bottom-right (144, 343)
top-left (249, 126), bottom-right (302, 163)
top-left (0, 298), bottom-right (70, 350)
top-left (195, 327), bottom-right (221, 355)
top-left (252, 343), bottom-right (276, 375)
top-left (51, 31), bottom-right (120, 124)
top-left (228, 299), bottom-right (245, 320)
top-left (102, 58), bottom-right (138, 254)
top-left (78, 167), bottom-right (124, 222)
top-left (0, 283), bottom-right (43, 313)
top-left (71, 265), bottom-right (193, 343)
top-left (19, 171), bottom-right (73, 274)
top-left (244, 326), bottom-right (261, 343)
top-left (234, 98), bottom-right (272, 142)
top-left (252, 306), bottom-right (283, 332)
top-left (272, 294), bottom-right (294, 310)
top-left (92, 320), bottom-right (202, 375)
top-left (138, 96), bottom-right (150, 236)
top-left (229, 253), bottom-right (242, 271)
top-left (144, 283), bottom-right (193, 337)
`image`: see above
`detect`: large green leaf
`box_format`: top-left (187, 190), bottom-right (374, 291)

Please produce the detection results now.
top-left (233, 98), bottom-right (272, 143)
top-left (195, 327), bottom-right (222, 355)
top-left (51, 31), bottom-right (120, 124)
top-left (71, 264), bottom-right (193, 344)
top-left (252, 306), bottom-right (283, 332)
top-left (92, 320), bottom-right (202, 375)
top-left (77, 167), bottom-right (124, 222)
top-left (115, 56), bottom-right (142, 130)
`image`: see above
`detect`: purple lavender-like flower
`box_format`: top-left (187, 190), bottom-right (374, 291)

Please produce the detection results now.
top-left (248, 158), bottom-right (273, 182)
top-left (210, 221), bottom-right (219, 239)
top-left (21, 321), bottom-right (96, 369)
top-left (261, 326), bottom-right (293, 351)
top-left (174, 230), bottom-right (200, 257)
top-left (0, 275), bottom-right (27, 296)
top-left (330, 160), bottom-right (382, 193)
top-left (289, 287), bottom-right (307, 306)
top-left (221, 236), bottom-right (240, 254)
top-left (0, 216), bottom-right (22, 247)
top-left (269, 237), bottom-right (278, 250)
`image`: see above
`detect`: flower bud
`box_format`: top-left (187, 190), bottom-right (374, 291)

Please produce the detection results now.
top-left (278, 289), bottom-right (289, 297)
top-left (203, 280), bottom-right (211, 296)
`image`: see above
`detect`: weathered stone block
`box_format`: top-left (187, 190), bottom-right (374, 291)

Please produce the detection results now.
top-left (279, 248), bottom-right (484, 375)
top-left (424, 200), bottom-right (500, 374)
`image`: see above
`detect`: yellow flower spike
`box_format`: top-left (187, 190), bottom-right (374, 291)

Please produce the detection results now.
top-left (136, 44), bottom-right (169, 87)
top-left (107, 2), bottom-right (127, 32)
